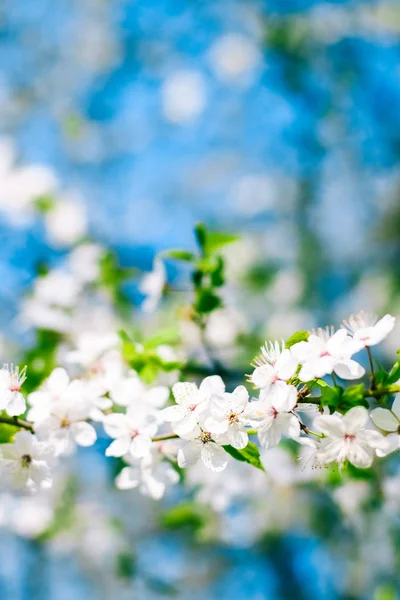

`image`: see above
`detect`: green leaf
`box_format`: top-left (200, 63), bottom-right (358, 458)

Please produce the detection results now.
top-left (194, 289), bottom-right (222, 314)
top-left (210, 256), bottom-right (225, 287)
top-left (223, 442), bottom-right (265, 471)
top-left (342, 383), bottom-right (365, 405)
top-left (161, 249), bottom-right (196, 262)
top-left (144, 328), bottom-right (181, 349)
top-left (374, 370), bottom-right (389, 387)
top-left (160, 502), bottom-right (206, 532)
top-left (388, 359), bottom-right (400, 384)
top-left (204, 231), bottom-right (239, 254)
top-left (194, 223), bottom-right (207, 252)
top-left (320, 385), bottom-right (342, 412)
top-left (285, 330), bottom-right (309, 348)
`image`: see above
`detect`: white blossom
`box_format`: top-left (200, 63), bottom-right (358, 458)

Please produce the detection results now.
top-left (246, 385), bottom-right (300, 449)
top-left (139, 258), bottom-right (166, 313)
top-left (205, 385), bottom-right (250, 449)
top-left (291, 327), bottom-right (365, 382)
top-left (0, 431), bottom-right (54, 491)
top-left (370, 394), bottom-right (400, 456)
top-left (342, 311), bottom-right (395, 347)
top-left (161, 376), bottom-right (225, 438)
top-left (103, 404), bottom-right (158, 459)
top-left (109, 375), bottom-right (169, 411)
top-left (0, 364), bottom-right (27, 416)
top-left (314, 406), bottom-right (388, 468)
top-left (250, 341), bottom-right (298, 392)
top-left (178, 430), bottom-right (228, 472)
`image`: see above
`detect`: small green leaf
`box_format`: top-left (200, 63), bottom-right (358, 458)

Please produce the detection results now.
top-left (205, 231), bottom-right (239, 254)
top-left (161, 249), bottom-right (196, 262)
top-left (210, 256), bottom-right (225, 287)
top-left (194, 223), bottom-right (207, 252)
top-left (342, 383), bottom-right (365, 404)
top-left (144, 328), bottom-right (181, 349)
top-left (194, 289), bottom-right (222, 314)
top-left (160, 502), bottom-right (206, 531)
top-left (223, 442), bottom-right (265, 471)
top-left (388, 359), bottom-right (400, 384)
top-left (320, 385), bottom-right (342, 411)
top-left (374, 370), bottom-right (389, 386)
top-left (285, 330), bottom-right (309, 348)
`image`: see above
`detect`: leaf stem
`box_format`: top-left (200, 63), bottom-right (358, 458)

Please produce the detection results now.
top-left (366, 346), bottom-right (376, 389)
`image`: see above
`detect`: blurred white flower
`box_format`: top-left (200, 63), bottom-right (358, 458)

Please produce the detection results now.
top-left (103, 404), bottom-right (158, 459)
top-left (250, 341), bottom-right (298, 392)
top-left (139, 258), bottom-right (166, 313)
top-left (67, 243), bottom-right (104, 283)
top-left (370, 394), bottom-right (400, 457)
top-left (34, 270), bottom-right (82, 308)
top-left (0, 431), bottom-right (54, 491)
top-left (161, 70), bottom-right (206, 124)
top-left (110, 374), bottom-right (169, 410)
top-left (45, 194), bottom-right (87, 247)
top-left (208, 33), bottom-right (261, 84)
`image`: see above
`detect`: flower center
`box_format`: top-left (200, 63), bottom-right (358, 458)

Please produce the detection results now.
top-left (199, 431), bottom-right (212, 444)
top-left (228, 412), bottom-right (239, 424)
top-left (271, 407), bottom-right (278, 419)
top-left (188, 404), bottom-right (197, 412)
top-left (20, 454), bottom-right (32, 468)
top-left (60, 418), bottom-right (71, 429)
top-left (320, 351), bottom-right (331, 358)
top-left (344, 434), bottom-right (356, 441)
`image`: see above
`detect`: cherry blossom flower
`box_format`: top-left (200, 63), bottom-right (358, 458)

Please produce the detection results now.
top-left (205, 385), bottom-right (250, 449)
top-left (370, 394), bottom-right (400, 457)
top-left (0, 431), bottom-right (54, 491)
top-left (342, 311), bottom-right (395, 348)
top-left (34, 399), bottom-right (97, 456)
top-left (109, 375), bottom-right (169, 411)
top-left (0, 364), bottom-right (27, 416)
top-left (249, 341), bottom-right (298, 392)
top-left (178, 430), bottom-right (228, 472)
top-left (160, 376), bottom-right (225, 438)
top-left (116, 444), bottom-right (179, 500)
top-left (246, 385), bottom-right (300, 449)
top-left (314, 406), bottom-right (388, 468)
top-left (103, 404), bottom-right (158, 459)
top-left (290, 327), bottom-right (365, 382)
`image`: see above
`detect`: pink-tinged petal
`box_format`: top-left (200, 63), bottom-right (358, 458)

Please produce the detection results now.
top-left (198, 376), bottom-right (225, 399)
top-left (370, 314), bottom-right (395, 345)
top-left (103, 413), bottom-right (131, 438)
top-left (201, 444), bottom-right (228, 472)
top-left (343, 406), bottom-right (368, 433)
top-left (130, 434), bottom-right (152, 458)
top-left (71, 422), bottom-right (97, 447)
top-left (105, 436), bottom-right (131, 457)
top-left (160, 405), bottom-right (187, 423)
top-left (370, 408), bottom-right (398, 433)
top-left (226, 423), bottom-right (248, 449)
top-left (276, 350), bottom-right (298, 380)
top-left (6, 392), bottom-right (26, 416)
top-left (172, 382), bottom-right (199, 407)
top-left (251, 365), bottom-right (274, 389)
top-left (314, 356), bottom-right (336, 378)
top-left (391, 394), bottom-right (400, 420)
top-left (177, 442), bottom-right (201, 468)
top-left (115, 466), bottom-right (140, 490)
top-left (334, 359), bottom-right (365, 380)
top-left (314, 415), bottom-right (344, 438)
top-left (347, 442), bottom-right (374, 469)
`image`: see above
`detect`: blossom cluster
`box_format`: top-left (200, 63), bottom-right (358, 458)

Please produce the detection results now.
top-left (0, 310), bottom-right (398, 499)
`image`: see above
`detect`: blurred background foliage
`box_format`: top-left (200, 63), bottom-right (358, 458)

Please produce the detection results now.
top-left (0, 0), bottom-right (399, 598)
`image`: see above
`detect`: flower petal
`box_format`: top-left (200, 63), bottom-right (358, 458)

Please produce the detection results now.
top-left (334, 359), bottom-right (365, 380)
top-left (201, 443), bottom-right (228, 472)
top-left (105, 436), bottom-right (131, 457)
top-left (177, 442), bottom-right (200, 468)
top-left (370, 407), bottom-right (399, 433)
top-left (70, 422), bottom-right (97, 447)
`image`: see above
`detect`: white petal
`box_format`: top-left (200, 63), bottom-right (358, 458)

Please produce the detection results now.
top-left (70, 422), bottom-right (97, 447)
top-left (334, 359), bottom-right (365, 380)
top-left (347, 442), bottom-right (374, 469)
top-left (47, 368), bottom-right (70, 393)
top-left (130, 434), bottom-right (152, 458)
top-left (314, 415), bottom-right (344, 438)
top-left (276, 350), bottom-right (298, 380)
top-left (172, 382), bottom-right (199, 407)
top-left (290, 341), bottom-right (313, 362)
top-left (370, 314), bottom-right (395, 345)
top-left (115, 467), bottom-right (140, 490)
top-left (160, 405), bottom-right (187, 423)
top-left (391, 394), bottom-right (400, 419)
top-left (177, 442), bottom-right (201, 468)
top-left (343, 406), bottom-right (368, 433)
top-left (103, 413), bottom-right (130, 439)
top-left (14, 431), bottom-right (35, 454)
top-left (271, 385), bottom-right (297, 413)
top-left (376, 433), bottom-right (400, 457)
top-left (201, 443), bottom-right (228, 472)
top-left (258, 421), bottom-right (282, 449)
top-left (227, 423), bottom-right (248, 449)
top-left (205, 416), bottom-right (228, 435)
top-left (199, 375), bottom-right (225, 399)
top-left (251, 365), bottom-right (273, 389)
top-left (145, 387), bottom-right (169, 408)
top-left (105, 436), bottom-right (131, 457)
top-left (229, 386), bottom-right (249, 412)
top-left (172, 413), bottom-right (199, 437)
top-left (6, 392), bottom-right (26, 416)
top-left (370, 408), bottom-right (399, 432)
